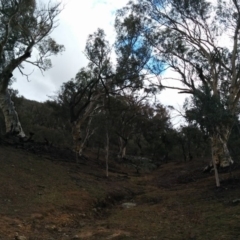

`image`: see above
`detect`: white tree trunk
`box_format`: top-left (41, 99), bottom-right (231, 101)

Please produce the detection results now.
top-left (71, 95), bottom-right (102, 162)
top-left (211, 130), bottom-right (233, 168)
top-left (78, 117), bottom-right (96, 157)
top-left (0, 89), bottom-right (25, 137)
top-left (211, 140), bottom-right (220, 187)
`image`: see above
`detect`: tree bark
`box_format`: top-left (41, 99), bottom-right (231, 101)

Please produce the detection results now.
top-left (71, 94), bottom-right (102, 162)
top-left (105, 126), bottom-right (109, 178)
top-left (78, 117), bottom-right (96, 157)
top-left (211, 129), bottom-right (233, 168)
top-left (0, 89), bottom-right (25, 137)
top-left (72, 120), bottom-right (83, 163)
top-left (211, 139), bottom-right (220, 187)
top-left (118, 136), bottom-right (127, 158)
top-left (72, 117), bottom-right (97, 162)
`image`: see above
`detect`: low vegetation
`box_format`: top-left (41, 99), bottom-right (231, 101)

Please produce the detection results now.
top-left (1, 144), bottom-right (240, 239)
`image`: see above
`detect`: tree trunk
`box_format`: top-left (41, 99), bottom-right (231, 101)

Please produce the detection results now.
top-left (105, 127), bottom-right (109, 178)
top-left (0, 89), bottom-right (25, 137)
top-left (78, 117), bottom-right (96, 157)
top-left (118, 136), bottom-right (127, 158)
top-left (180, 140), bottom-right (187, 162)
top-left (211, 139), bottom-right (220, 187)
top-left (72, 116), bottom-right (96, 162)
top-left (72, 120), bottom-right (83, 163)
top-left (211, 130), bottom-right (233, 168)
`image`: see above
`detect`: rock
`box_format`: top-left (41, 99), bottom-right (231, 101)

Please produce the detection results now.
top-left (15, 235), bottom-right (27, 240)
top-left (78, 222), bottom-right (86, 228)
top-left (45, 224), bottom-right (58, 231)
top-left (71, 235), bottom-right (81, 240)
top-left (121, 202), bottom-right (136, 208)
top-left (30, 213), bottom-right (43, 219)
top-left (232, 199), bottom-right (240, 204)
top-left (79, 213), bottom-right (86, 218)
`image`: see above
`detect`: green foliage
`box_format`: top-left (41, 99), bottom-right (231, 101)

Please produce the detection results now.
top-left (178, 125), bottom-right (211, 161)
top-left (134, 103), bottom-right (172, 158)
top-left (115, 0), bottom-right (240, 145)
top-left (184, 85), bottom-right (235, 136)
top-left (85, 29), bottom-right (112, 77)
top-left (0, 0), bottom-right (64, 87)
top-left (115, 11), bottom-right (153, 88)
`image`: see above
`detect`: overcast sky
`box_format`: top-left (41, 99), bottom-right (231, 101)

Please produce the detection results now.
top-left (11, 0), bottom-right (186, 124)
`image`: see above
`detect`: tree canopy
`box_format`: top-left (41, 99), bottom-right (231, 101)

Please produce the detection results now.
top-left (0, 0), bottom-right (64, 137)
top-left (115, 0), bottom-right (240, 171)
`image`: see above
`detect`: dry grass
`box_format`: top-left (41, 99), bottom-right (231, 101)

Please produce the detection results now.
top-left (1, 146), bottom-right (240, 239)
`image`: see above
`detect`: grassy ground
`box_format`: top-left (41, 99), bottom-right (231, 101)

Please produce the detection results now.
top-left (0, 146), bottom-right (240, 239)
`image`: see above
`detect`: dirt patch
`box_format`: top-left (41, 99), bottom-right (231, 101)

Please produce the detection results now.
top-left (1, 146), bottom-right (240, 239)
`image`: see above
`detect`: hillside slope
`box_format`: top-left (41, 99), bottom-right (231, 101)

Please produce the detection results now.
top-left (1, 146), bottom-right (240, 240)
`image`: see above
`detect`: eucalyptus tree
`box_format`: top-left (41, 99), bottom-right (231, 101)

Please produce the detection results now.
top-left (115, 0), bottom-right (240, 170)
top-left (52, 29), bottom-right (115, 159)
top-left (0, 0), bottom-right (64, 137)
top-left (177, 124), bottom-right (210, 162)
top-left (134, 102), bottom-right (171, 160)
top-left (108, 92), bottom-right (149, 159)
top-left (184, 85), bottom-right (236, 165)
top-left (52, 26), bottom-right (155, 159)
top-left (54, 67), bottom-right (106, 159)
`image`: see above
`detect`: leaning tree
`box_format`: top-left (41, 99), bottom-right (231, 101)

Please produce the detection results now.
top-left (0, 0), bottom-right (64, 137)
top-left (115, 0), bottom-right (240, 171)
top-left (52, 29), bottom-right (113, 160)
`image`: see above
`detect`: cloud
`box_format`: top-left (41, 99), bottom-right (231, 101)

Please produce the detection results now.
top-left (12, 0), bottom-right (129, 102)
top-left (11, 0), bottom-right (186, 122)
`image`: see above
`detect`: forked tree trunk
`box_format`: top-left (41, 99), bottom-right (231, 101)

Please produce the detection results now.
top-left (72, 117), bottom-right (97, 162)
top-left (0, 89), bottom-right (25, 137)
top-left (71, 96), bottom-right (102, 162)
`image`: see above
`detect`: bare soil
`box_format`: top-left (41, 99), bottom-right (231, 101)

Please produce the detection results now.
top-left (1, 145), bottom-right (240, 240)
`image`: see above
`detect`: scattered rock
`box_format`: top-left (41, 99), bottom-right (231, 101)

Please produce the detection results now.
top-left (15, 235), bottom-right (27, 240)
top-left (45, 224), bottom-right (58, 231)
top-left (71, 235), bottom-right (81, 240)
top-left (79, 222), bottom-right (86, 228)
top-left (121, 202), bottom-right (136, 208)
top-left (232, 199), bottom-right (240, 204)
top-left (30, 213), bottom-right (44, 219)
